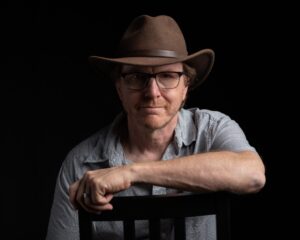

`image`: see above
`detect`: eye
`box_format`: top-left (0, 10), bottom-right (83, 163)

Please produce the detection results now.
top-left (160, 72), bottom-right (173, 78)
top-left (133, 73), bottom-right (149, 81)
top-left (158, 72), bottom-right (179, 81)
top-left (122, 73), bottom-right (143, 82)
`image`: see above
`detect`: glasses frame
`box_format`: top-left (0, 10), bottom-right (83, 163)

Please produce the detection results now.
top-left (120, 71), bottom-right (186, 90)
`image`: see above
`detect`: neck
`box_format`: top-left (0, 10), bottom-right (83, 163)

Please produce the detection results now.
top-left (123, 114), bottom-right (178, 160)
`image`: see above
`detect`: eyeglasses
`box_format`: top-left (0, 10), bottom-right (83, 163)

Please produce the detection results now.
top-left (120, 71), bottom-right (186, 90)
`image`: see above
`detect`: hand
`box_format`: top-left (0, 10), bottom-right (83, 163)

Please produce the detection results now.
top-left (69, 166), bottom-right (133, 212)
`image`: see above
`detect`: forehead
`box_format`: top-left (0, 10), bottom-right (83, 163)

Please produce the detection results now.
top-left (121, 62), bottom-right (183, 72)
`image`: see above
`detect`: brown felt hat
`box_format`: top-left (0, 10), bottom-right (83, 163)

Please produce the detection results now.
top-left (89, 15), bottom-right (215, 89)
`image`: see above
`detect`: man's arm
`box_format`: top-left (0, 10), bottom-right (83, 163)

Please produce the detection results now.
top-left (130, 150), bottom-right (265, 194)
top-left (69, 150), bottom-right (265, 212)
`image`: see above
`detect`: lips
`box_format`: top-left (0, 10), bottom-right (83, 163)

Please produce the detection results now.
top-left (140, 106), bottom-right (164, 108)
top-left (139, 106), bottom-right (164, 111)
top-left (139, 106), bottom-right (164, 114)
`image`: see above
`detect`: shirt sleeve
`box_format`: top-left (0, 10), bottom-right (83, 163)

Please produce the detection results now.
top-left (45, 154), bottom-right (80, 240)
top-left (209, 113), bottom-right (256, 152)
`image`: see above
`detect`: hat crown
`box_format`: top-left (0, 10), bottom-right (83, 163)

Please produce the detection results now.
top-left (117, 15), bottom-right (188, 57)
top-left (89, 15), bottom-right (215, 90)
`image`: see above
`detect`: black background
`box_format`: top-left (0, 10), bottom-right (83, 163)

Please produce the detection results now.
top-left (3, 1), bottom-right (297, 240)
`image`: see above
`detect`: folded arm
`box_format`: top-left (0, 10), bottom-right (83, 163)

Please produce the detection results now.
top-left (69, 150), bottom-right (265, 212)
top-left (130, 150), bottom-right (265, 194)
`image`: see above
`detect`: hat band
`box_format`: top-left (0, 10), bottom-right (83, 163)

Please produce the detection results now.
top-left (118, 49), bottom-right (186, 58)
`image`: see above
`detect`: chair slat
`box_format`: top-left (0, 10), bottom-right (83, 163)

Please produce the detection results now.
top-left (174, 217), bottom-right (186, 240)
top-left (78, 192), bottom-right (231, 240)
top-left (149, 218), bottom-right (160, 240)
top-left (123, 219), bottom-right (135, 240)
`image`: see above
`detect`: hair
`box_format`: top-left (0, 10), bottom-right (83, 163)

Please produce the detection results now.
top-left (182, 63), bottom-right (197, 89)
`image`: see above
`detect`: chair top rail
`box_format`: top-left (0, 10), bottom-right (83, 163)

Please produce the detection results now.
top-left (79, 192), bottom-right (230, 221)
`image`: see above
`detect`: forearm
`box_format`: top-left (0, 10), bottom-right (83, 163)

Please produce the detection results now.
top-left (129, 150), bottom-right (265, 194)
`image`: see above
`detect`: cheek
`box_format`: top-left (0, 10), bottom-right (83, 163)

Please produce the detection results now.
top-left (116, 88), bottom-right (137, 111)
top-left (118, 91), bottom-right (128, 107)
top-left (116, 82), bottom-right (126, 102)
top-left (118, 92), bottom-right (130, 112)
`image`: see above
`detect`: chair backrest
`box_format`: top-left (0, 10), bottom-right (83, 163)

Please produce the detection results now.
top-left (78, 192), bottom-right (231, 240)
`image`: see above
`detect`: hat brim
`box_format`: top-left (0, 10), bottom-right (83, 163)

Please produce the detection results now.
top-left (89, 49), bottom-right (215, 90)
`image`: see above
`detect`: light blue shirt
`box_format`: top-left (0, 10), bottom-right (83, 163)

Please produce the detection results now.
top-left (46, 108), bottom-right (255, 240)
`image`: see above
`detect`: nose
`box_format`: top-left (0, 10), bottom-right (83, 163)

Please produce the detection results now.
top-left (144, 77), bottom-right (161, 98)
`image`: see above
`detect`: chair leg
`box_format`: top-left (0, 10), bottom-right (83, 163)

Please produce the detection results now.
top-left (216, 196), bottom-right (231, 240)
top-left (79, 209), bottom-right (93, 240)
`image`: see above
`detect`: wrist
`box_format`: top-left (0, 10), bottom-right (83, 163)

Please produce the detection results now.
top-left (127, 163), bottom-right (143, 184)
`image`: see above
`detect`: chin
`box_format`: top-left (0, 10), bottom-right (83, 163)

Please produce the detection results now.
top-left (141, 116), bottom-right (170, 130)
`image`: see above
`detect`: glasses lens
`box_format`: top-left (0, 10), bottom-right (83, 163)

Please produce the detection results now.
top-left (157, 72), bottom-right (181, 89)
top-left (123, 73), bottom-right (148, 90)
top-left (122, 72), bottom-right (183, 90)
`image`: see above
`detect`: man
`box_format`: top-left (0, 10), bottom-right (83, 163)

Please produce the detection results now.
top-left (46, 15), bottom-right (265, 240)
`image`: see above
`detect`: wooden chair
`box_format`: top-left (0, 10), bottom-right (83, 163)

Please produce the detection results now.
top-left (78, 192), bottom-right (231, 240)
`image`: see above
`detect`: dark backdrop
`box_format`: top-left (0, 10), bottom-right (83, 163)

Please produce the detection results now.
top-left (3, 2), bottom-right (296, 240)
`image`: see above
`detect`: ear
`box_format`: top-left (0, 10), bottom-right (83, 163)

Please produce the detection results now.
top-left (183, 86), bottom-right (188, 101)
top-left (184, 75), bottom-right (190, 87)
top-left (182, 77), bottom-right (189, 100)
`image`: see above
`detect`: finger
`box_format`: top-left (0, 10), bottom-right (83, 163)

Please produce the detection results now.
top-left (83, 202), bottom-right (114, 212)
top-left (80, 194), bottom-right (114, 212)
top-left (69, 181), bottom-right (80, 209)
top-left (105, 193), bottom-right (114, 202)
top-left (76, 178), bottom-right (88, 209)
top-left (96, 193), bottom-right (114, 205)
top-left (82, 192), bottom-right (91, 206)
top-left (96, 203), bottom-right (113, 211)
top-left (90, 191), bottom-right (107, 205)
top-left (90, 190), bottom-right (114, 205)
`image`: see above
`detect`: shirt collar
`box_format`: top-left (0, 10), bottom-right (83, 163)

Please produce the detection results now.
top-left (174, 108), bottom-right (197, 149)
top-left (84, 109), bottom-right (197, 164)
top-left (83, 113), bottom-right (125, 165)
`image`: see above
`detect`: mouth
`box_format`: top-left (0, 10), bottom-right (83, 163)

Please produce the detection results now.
top-left (138, 106), bottom-right (164, 114)
top-left (139, 106), bottom-right (164, 110)
top-left (140, 106), bottom-right (163, 108)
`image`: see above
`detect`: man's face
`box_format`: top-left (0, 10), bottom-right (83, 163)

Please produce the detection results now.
top-left (115, 63), bottom-right (189, 130)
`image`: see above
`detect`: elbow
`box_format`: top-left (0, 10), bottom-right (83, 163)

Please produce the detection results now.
top-left (237, 152), bottom-right (266, 194)
top-left (241, 172), bottom-right (266, 194)
top-left (249, 172), bottom-right (266, 193)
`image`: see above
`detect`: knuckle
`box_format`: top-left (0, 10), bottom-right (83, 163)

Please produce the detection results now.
top-left (84, 171), bottom-right (94, 181)
top-left (96, 195), bottom-right (107, 204)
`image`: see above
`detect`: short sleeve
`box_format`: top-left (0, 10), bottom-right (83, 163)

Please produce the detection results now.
top-left (45, 153), bottom-right (80, 240)
top-left (209, 113), bottom-right (256, 152)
